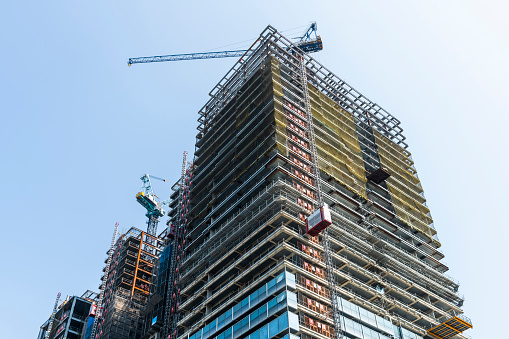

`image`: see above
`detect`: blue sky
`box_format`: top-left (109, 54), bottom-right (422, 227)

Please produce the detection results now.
top-left (1, 1), bottom-right (507, 338)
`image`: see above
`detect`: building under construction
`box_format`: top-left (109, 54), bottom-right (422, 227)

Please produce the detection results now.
top-left (157, 25), bottom-right (472, 339)
top-left (38, 25), bottom-right (472, 339)
top-left (38, 291), bottom-right (98, 339)
top-left (95, 227), bottom-right (164, 339)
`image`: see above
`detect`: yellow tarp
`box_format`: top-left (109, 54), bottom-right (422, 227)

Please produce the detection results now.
top-left (373, 130), bottom-right (437, 241)
top-left (308, 84), bottom-right (367, 199)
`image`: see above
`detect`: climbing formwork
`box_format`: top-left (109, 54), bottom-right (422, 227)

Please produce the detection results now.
top-left (157, 25), bottom-right (471, 339)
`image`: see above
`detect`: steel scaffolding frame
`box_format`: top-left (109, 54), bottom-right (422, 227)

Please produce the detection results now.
top-left (159, 25), bottom-right (469, 339)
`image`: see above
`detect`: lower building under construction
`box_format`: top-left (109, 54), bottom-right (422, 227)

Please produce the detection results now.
top-left (155, 26), bottom-right (472, 339)
top-left (38, 291), bottom-right (98, 339)
top-left (95, 227), bottom-right (164, 339)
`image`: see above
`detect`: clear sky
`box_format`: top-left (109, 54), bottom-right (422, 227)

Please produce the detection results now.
top-left (1, 1), bottom-right (506, 338)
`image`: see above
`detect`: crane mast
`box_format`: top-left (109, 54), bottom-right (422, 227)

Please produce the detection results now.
top-left (45, 292), bottom-right (61, 339)
top-left (90, 222), bottom-right (119, 339)
top-left (162, 151), bottom-right (191, 339)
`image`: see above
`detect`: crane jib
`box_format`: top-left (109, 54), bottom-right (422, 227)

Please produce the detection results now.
top-left (127, 23), bottom-right (321, 66)
top-left (128, 50), bottom-right (249, 65)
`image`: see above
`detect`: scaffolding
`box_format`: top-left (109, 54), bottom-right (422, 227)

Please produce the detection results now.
top-left (157, 24), bottom-right (471, 339)
top-left (96, 227), bottom-right (164, 339)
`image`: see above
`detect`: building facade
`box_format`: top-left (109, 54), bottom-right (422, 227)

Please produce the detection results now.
top-left (38, 291), bottom-right (98, 339)
top-left (96, 227), bottom-right (164, 339)
top-left (157, 26), bottom-right (472, 339)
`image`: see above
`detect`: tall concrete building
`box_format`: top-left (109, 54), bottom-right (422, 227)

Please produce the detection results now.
top-left (155, 26), bottom-right (472, 339)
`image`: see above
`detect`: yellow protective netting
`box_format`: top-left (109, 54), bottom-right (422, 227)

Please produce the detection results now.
top-left (373, 130), bottom-right (437, 240)
top-left (308, 84), bottom-right (367, 199)
top-left (270, 57), bottom-right (288, 156)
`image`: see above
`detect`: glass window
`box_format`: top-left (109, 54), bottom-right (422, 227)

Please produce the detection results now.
top-left (257, 285), bottom-right (266, 301)
top-left (225, 308), bottom-right (232, 323)
top-left (267, 279), bottom-right (276, 296)
top-left (276, 271), bottom-right (285, 283)
top-left (278, 312), bottom-right (289, 332)
top-left (224, 327), bottom-right (232, 339)
top-left (251, 290), bottom-right (259, 305)
top-left (269, 318), bottom-right (279, 338)
top-left (233, 302), bottom-right (241, 315)
top-left (251, 329), bottom-right (260, 339)
top-left (258, 304), bottom-right (267, 323)
top-left (359, 308), bottom-right (368, 320)
top-left (276, 291), bottom-right (286, 304)
top-left (259, 324), bottom-right (268, 339)
top-left (341, 299), bottom-right (360, 319)
top-left (250, 309), bottom-right (259, 327)
top-left (240, 317), bottom-right (249, 335)
top-left (233, 321), bottom-right (241, 335)
top-left (344, 317), bottom-right (362, 338)
top-left (361, 325), bottom-right (380, 339)
top-left (276, 274), bottom-right (285, 290)
top-left (268, 297), bottom-right (277, 317)
top-left (241, 297), bottom-right (249, 314)
top-left (366, 312), bottom-right (377, 327)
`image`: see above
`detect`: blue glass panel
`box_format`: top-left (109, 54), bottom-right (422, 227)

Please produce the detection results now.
top-left (277, 291), bottom-right (286, 303)
top-left (278, 312), bottom-right (289, 332)
top-left (241, 297), bottom-right (249, 314)
top-left (225, 308), bottom-right (232, 322)
top-left (250, 309), bottom-right (259, 327)
top-left (269, 318), bottom-right (279, 338)
top-left (233, 302), bottom-right (241, 315)
top-left (257, 285), bottom-right (266, 301)
top-left (259, 324), bottom-right (268, 339)
top-left (224, 327), bottom-right (232, 339)
top-left (267, 279), bottom-right (276, 296)
top-left (251, 289), bottom-right (259, 305)
top-left (268, 298), bottom-right (277, 317)
top-left (258, 304), bottom-right (267, 323)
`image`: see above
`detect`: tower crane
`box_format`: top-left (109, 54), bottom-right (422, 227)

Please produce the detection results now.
top-left (136, 174), bottom-right (170, 236)
top-left (127, 22), bottom-right (322, 66)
